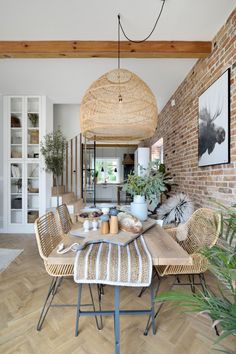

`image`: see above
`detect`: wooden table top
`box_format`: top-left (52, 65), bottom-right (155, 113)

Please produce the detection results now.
top-left (143, 225), bottom-right (192, 266)
top-left (47, 224), bottom-right (192, 266)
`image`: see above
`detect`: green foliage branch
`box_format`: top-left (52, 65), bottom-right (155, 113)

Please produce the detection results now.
top-left (124, 159), bottom-right (167, 204)
top-left (40, 128), bottom-right (66, 177)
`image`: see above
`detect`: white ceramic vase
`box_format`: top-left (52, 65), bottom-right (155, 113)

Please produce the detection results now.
top-left (131, 195), bottom-right (148, 221)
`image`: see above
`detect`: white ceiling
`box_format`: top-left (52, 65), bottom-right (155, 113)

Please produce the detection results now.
top-left (0, 0), bottom-right (235, 111)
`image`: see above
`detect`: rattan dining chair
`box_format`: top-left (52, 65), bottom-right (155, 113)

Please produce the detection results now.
top-left (56, 203), bottom-right (74, 234)
top-left (34, 211), bottom-right (102, 331)
top-left (144, 207), bottom-right (221, 335)
top-left (56, 204), bottom-right (105, 296)
top-left (156, 208), bottom-right (221, 281)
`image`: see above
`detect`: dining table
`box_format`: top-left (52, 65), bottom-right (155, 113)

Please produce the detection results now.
top-left (47, 223), bottom-right (192, 354)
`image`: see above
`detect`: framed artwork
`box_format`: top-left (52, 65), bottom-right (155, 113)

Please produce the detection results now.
top-left (198, 69), bottom-right (230, 167)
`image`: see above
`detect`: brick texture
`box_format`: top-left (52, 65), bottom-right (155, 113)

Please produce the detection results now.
top-left (143, 8), bottom-right (236, 209)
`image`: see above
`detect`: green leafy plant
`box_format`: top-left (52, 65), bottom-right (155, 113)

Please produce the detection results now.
top-left (92, 170), bottom-right (99, 183)
top-left (214, 202), bottom-right (236, 246)
top-left (13, 178), bottom-right (22, 193)
top-left (155, 207), bottom-right (236, 353)
top-left (124, 159), bottom-right (167, 205)
top-left (40, 128), bottom-right (66, 206)
top-left (157, 163), bottom-right (176, 198)
top-left (28, 113), bottom-right (38, 127)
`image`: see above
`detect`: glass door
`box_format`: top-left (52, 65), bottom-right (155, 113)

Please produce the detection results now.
top-left (10, 97), bottom-right (23, 159)
top-left (10, 162), bottom-right (23, 224)
top-left (27, 162), bottom-right (40, 224)
top-left (27, 97), bottom-right (40, 159)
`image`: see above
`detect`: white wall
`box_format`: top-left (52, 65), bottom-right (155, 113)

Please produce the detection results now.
top-left (54, 104), bottom-right (81, 197)
top-left (45, 97), bottom-right (54, 209)
top-left (53, 104), bottom-right (80, 139)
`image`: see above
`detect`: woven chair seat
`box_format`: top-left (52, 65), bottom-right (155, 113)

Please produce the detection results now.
top-left (45, 261), bottom-right (74, 277)
top-left (156, 253), bottom-right (208, 277)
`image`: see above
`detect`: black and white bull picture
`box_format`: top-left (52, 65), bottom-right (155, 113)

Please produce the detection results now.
top-left (198, 69), bottom-right (229, 167)
top-left (198, 106), bottom-right (225, 158)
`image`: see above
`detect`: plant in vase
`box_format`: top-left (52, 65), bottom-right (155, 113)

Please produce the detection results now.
top-left (13, 179), bottom-right (22, 193)
top-left (40, 128), bottom-right (66, 207)
top-left (28, 113), bottom-right (38, 127)
top-left (124, 159), bottom-right (166, 221)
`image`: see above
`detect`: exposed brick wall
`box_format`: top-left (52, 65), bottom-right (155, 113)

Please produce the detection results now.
top-left (143, 9), bottom-right (236, 209)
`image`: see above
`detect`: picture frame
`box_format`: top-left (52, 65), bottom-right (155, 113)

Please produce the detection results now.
top-left (198, 69), bottom-right (230, 167)
top-left (30, 130), bottom-right (39, 144)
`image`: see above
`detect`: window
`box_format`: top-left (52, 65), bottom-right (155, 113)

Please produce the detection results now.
top-left (96, 158), bottom-right (120, 184)
top-left (151, 138), bottom-right (163, 163)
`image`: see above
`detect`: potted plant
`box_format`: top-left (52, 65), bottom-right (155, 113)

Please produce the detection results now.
top-left (124, 159), bottom-right (166, 221)
top-left (40, 128), bottom-right (66, 207)
top-left (28, 113), bottom-right (39, 127)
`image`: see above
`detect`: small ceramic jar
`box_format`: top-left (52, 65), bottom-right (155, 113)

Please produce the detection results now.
top-left (109, 207), bottom-right (118, 216)
top-left (83, 220), bottom-right (90, 232)
top-left (92, 219), bottom-right (98, 231)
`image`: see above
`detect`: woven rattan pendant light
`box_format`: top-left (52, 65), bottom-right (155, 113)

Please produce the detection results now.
top-left (80, 1), bottom-right (167, 142)
top-left (80, 68), bottom-right (158, 141)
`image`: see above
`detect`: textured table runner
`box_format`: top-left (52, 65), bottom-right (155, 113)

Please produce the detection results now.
top-left (74, 235), bottom-right (152, 287)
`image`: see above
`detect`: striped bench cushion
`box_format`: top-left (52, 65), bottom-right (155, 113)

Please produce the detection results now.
top-left (74, 235), bottom-right (152, 287)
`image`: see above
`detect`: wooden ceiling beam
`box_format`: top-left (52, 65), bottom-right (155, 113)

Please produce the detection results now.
top-left (0, 40), bottom-right (212, 59)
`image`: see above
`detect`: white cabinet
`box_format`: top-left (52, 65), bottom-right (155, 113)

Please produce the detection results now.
top-left (134, 147), bottom-right (150, 176)
top-left (96, 184), bottom-right (117, 202)
top-left (3, 96), bottom-right (53, 233)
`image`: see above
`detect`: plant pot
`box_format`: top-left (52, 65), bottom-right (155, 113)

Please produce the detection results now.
top-left (133, 195), bottom-right (145, 204)
top-left (131, 195), bottom-right (148, 221)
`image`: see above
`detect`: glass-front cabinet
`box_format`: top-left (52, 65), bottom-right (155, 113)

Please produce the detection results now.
top-left (4, 96), bottom-right (51, 232)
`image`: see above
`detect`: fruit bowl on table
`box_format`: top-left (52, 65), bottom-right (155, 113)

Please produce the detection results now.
top-left (76, 210), bottom-right (103, 223)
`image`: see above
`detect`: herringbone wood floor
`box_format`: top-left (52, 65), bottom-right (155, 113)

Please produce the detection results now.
top-left (0, 234), bottom-right (235, 354)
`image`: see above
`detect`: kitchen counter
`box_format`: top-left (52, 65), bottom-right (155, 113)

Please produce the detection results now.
top-left (95, 183), bottom-right (125, 202)
top-left (97, 183), bottom-right (124, 186)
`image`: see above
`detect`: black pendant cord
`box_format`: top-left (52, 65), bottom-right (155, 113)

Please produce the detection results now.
top-left (117, 16), bottom-right (122, 102)
top-left (117, 0), bottom-right (166, 44)
top-left (118, 14), bottom-right (121, 70)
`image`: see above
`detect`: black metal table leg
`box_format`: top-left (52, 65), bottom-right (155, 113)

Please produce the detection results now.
top-left (75, 284), bottom-right (83, 336)
top-left (114, 286), bottom-right (120, 354)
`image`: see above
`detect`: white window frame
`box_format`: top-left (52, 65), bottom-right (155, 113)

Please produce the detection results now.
top-left (96, 158), bottom-right (121, 184)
